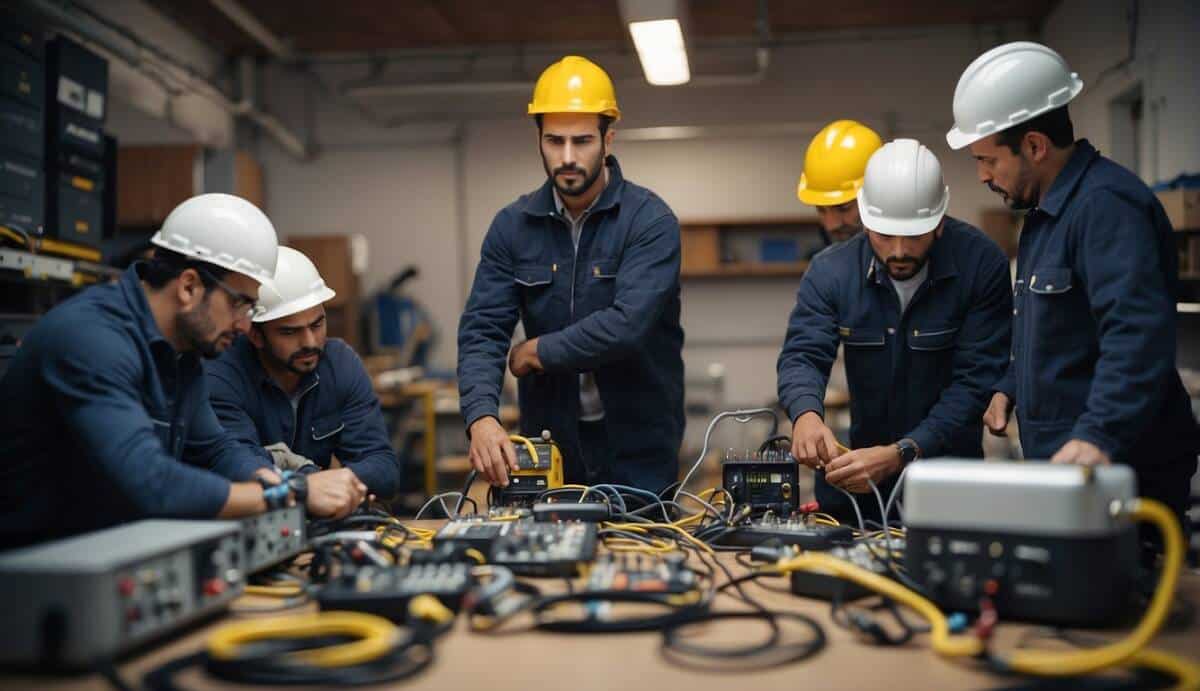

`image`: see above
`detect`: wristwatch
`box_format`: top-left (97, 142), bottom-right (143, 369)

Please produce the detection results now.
top-left (895, 438), bottom-right (920, 465)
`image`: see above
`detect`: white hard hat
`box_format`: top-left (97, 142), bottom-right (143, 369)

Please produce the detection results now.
top-left (946, 41), bottom-right (1083, 150)
top-left (253, 246), bottom-right (337, 323)
top-left (150, 193), bottom-right (279, 283)
top-left (857, 139), bottom-right (949, 237)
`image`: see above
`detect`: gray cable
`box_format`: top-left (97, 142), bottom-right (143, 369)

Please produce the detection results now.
top-left (884, 463), bottom-right (911, 524)
top-left (415, 492), bottom-right (465, 520)
top-left (833, 485), bottom-right (868, 536)
top-left (674, 407), bottom-right (779, 504)
top-left (676, 490), bottom-right (731, 525)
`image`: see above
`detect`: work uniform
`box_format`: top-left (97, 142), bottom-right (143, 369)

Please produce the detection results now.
top-left (207, 336), bottom-right (401, 498)
top-left (0, 264), bottom-right (270, 549)
top-left (777, 219), bottom-right (1012, 523)
top-left (458, 155), bottom-right (684, 491)
top-left (998, 139), bottom-right (1199, 521)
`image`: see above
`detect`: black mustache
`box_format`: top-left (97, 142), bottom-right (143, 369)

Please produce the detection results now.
top-left (555, 165), bottom-right (584, 175)
top-left (987, 182), bottom-right (1007, 196)
top-left (290, 348), bottom-right (322, 361)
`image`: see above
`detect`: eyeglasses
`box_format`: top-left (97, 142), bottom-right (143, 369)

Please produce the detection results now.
top-left (197, 268), bottom-right (266, 319)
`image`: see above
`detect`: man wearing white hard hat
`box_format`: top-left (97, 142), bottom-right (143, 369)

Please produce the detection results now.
top-left (948, 41), bottom-right (1198, 525)
top-left (207, 247), bottom-right (399, 513)
top-left (0, 194), bottom-right (309, 548)
top-left (777, 140), bottom-right (1012, 524)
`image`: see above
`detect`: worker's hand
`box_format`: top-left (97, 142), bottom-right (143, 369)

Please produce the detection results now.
top-left (791, 411), bottom-right (840, 470)
top-left (305, 468), bottom-right (367, 519)
top-left (253, 466), bottom-right (282, 485)
top-left (1050, 439), bottom-right (1111, 467)
top-left (823, 445), bottom-right (902, 494)
top-left (468, 416), bottom-right (519, 487)
top-left (507, 338), bottom-right (543, 378)
top-left (983, 392), bottom-right (1013, 437)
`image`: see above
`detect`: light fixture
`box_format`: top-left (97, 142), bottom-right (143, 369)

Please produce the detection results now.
top-left (619, 0), bottom-right (691, 86)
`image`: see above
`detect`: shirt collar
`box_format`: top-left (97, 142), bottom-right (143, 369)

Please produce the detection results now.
top-left (1035, 139), bottom-right (1099, 218)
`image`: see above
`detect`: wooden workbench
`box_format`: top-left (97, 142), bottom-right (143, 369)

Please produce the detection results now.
top-left (3, 530), bottom-right (1197, 691)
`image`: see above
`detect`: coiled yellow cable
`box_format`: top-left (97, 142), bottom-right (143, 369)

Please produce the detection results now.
top-left (207, 611), bottom-right (400, 668)
top-left (771, 497), bottom-right (1199, 689)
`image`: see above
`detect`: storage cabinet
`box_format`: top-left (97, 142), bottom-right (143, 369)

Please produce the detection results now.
top-left (679, 218), bottom-right (824, 279)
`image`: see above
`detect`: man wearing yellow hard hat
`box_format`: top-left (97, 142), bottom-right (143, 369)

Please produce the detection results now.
top-left (458, 56), bottom-right (685, 493)
top-left (798, 120), bottom-right (883, 245)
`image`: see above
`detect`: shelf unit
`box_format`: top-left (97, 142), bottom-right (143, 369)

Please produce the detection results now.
top-left (680, 218), bottom-right (824, 280)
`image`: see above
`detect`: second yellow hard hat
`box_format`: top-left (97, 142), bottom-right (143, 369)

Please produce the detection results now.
top-left (797, 120), bottom-right (883, 206)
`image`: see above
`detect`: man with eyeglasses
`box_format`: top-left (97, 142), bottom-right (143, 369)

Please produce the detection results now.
top-left (0, 195), bottom-right (345, 549)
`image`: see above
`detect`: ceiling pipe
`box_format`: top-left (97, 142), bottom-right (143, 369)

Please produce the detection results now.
top-left (340, 1), bottom-right (773, 100)
top-left (208, 0), bottom-right (295, 61)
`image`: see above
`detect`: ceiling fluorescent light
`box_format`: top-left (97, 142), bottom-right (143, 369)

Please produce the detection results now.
top-left (628, 19), bottom-right (690, 85)
top-left (619, 0), bottom-right (691, 86)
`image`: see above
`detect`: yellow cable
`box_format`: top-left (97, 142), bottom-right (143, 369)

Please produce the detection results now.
top-left (604, 539), bottom-right (675, 554)
top-left (672, 487), bottom-right (727, 528)
top-left (0, 226), bottom-right (30, 249)
top-left (665, 590), bottom-right (704, 606)
top-left (604, 521), bottom-right (714, 555)
top-left (1002, 498), bottom-right (1186, 677)
top-left (508, 435), bottom-right (540, 465)
top-left (207, 611), bottom-right (400, 667)
top-left (1129, 648), bottom-right (1200, 690)
top-left (772, 550), bottom-right (983, 658)
top-left (408, 594), bottom-right (455, 625)
top-left (464, 548), bottom-right (488, 564)
top-left (771, 497), bottom-right (1200, 689)
top-left (243, 584), bottom-right (304, 598)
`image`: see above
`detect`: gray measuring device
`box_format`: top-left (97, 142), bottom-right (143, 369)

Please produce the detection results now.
top-left (0, 520), bottom-right (245, 667)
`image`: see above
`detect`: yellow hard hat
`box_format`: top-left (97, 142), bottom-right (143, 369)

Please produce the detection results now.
top-left (797, 120), bottom-right (883, 206)
top-left (528, 56), bottom-right (621, 120)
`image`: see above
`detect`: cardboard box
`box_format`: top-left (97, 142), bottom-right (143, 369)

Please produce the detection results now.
top-left (1157, 188), bottom-right (1200, 231)
top-left (980, 208), bottom-right (1021, 258)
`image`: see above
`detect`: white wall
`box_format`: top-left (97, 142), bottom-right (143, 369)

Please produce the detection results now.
top-left (260, 142), bottom-right (461, 367)
top-left (1043, 0), bottom-right (1200, 185)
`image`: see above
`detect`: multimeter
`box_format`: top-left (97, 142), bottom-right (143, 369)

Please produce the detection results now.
top-left (494, 430), bottom-right (565, 506)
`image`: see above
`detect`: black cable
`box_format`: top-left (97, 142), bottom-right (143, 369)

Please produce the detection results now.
top-left (757, 435), bottom-right (792, 454)
top-left (660, 610), bottom-right (826, 672)
top-left (143, 650), bottom-right (207, 691)
top-left (829, 594), bottom-right (914, 646)
top-left (455, 470), bottom-right (478, 515)
top-left (656, 545), bottom-right (827, 672)
top-left (665, 610), bottom-right (783, 658)
top-left (532, 591), bottom-right (709, 634)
